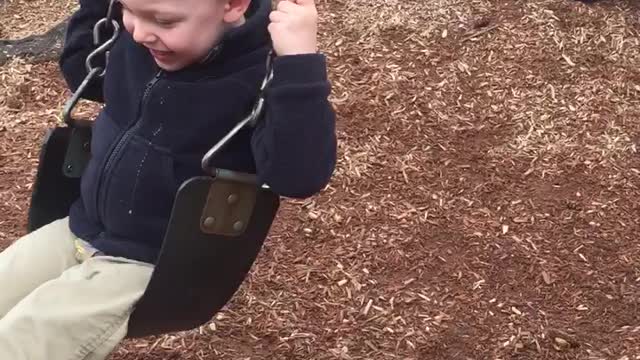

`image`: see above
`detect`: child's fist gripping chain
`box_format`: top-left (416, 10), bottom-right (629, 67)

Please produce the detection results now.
top-left (268, 0), bottom-right (319, 56)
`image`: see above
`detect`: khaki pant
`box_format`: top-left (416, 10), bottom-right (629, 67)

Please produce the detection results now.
top-left (0, 218), bottom-right (153, 360)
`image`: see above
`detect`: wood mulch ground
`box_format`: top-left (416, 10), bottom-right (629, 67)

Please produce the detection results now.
top-left (1, 0), bottom-right (639, 358)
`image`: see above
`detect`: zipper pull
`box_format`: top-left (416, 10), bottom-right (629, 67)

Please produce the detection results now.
top-left (142, 71), bottom-right (163, 99)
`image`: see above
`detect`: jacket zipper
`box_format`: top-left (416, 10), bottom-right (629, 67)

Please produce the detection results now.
top-left (96, 70), bottom-right (164, 223)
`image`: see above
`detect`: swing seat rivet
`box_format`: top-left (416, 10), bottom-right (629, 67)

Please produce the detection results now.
top-left (203, 217), bottom-right (216, 228)
top-left (227, 194), bottom-right (238, 205)
top-left (233, 221), bottom-right (244, 231)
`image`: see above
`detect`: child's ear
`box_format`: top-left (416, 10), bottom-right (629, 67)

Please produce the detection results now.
top-left (223, 0), bottom-right (252, 24)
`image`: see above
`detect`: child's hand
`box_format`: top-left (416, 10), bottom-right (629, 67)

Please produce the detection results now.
top-left (268, 0), bottom-right (318, 56)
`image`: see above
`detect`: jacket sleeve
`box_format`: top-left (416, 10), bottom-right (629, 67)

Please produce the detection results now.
top-left (59, 0), bottom-right (117, 102)
top-left (251, 54), bottom-right (337, 199)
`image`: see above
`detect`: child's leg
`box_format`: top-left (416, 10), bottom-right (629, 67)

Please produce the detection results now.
top-left (0, 218), bottom-right (79, 318)
top-left (0, 255), bottom-right (153, 360)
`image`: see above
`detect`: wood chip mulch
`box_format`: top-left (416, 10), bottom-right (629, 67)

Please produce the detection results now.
top-left (1, 0), bottom-right (639, 358)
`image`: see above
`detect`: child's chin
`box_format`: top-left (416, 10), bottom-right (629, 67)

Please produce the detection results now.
top-left (154, 58), bottom-right (185, 72)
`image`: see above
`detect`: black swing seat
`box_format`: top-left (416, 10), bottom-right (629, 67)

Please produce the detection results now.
top-left (28, 123), bottom-right (280, 338)
top-left (28, 122), bottom-right (92, 231)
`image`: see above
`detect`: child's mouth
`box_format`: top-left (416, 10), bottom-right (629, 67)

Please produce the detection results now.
top-left (149, 49), bottom-right (173, 61)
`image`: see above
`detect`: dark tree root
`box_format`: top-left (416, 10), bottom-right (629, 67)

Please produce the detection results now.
top-left (0, 19), bottom-right (68, 66)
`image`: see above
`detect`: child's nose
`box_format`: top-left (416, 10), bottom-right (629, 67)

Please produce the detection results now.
top-left (132, 22), bottom-right (156, 45)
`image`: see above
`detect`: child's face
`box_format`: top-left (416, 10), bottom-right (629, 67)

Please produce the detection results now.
top-left (119, 0), bottom-right (247, 71)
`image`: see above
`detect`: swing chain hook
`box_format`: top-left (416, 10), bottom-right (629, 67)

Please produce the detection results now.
top-left (86, 0), bottom-right (120, 77)
top-left (201, 50), bottom-right (276, 175)
top-left (63, 0), bottom-right (120, 127)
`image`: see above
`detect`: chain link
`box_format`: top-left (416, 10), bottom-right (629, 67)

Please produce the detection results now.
top-left (86, 0), bottom-right (119, 76)
top-left (63, 0), bottom-right (120, 126)
top-left (85, 19), bottom-right (120, 76)
top-left (260, 50), bottom-right (275, 92)
top-left (93, 0), bottom-right (118, 46)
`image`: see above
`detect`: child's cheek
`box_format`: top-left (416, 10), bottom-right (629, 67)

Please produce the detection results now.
top-left (122, 12), bottom-right (134, 35)
top-left (162, 30), bottom-right (187, 54)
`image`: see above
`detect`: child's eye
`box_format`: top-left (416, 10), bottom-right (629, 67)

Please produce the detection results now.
top-left (155, 18), bottom-right (177, 27)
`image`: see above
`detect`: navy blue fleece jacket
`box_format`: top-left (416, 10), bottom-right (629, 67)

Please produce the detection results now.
top-left (59, 0), bottom-right (336, 263)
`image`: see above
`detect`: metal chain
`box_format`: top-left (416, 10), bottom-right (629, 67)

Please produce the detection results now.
top-left (93, 0), bottom-right (118, 46)
top-left (249, 49), bottom-right (276, 126)
top-left (63, 0), bottom-right (121, 126)
top-left (85, 19), bottom-right (120, 77)
top-left (86, 0), bottom-right (120, 77)
top-left (201, 49), bottom-right (276, 174)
